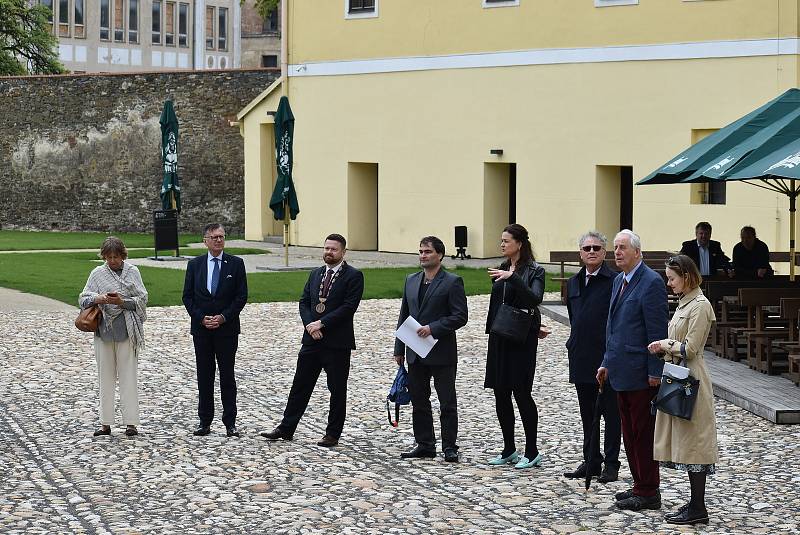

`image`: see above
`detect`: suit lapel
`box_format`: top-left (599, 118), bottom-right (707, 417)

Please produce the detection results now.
top-left (407, 271), bottom-right (423, 316)
top-left (199, 254), bottom-right (211, 296)
top-left (611, 264), bottom-right (645, 314)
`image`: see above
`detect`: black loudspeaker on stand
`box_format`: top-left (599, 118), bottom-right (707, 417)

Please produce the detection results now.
top-left (452, 226), bottom-right (471, 260)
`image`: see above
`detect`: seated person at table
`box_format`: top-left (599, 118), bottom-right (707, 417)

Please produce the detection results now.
top-left (732, 226), bottom-right (773, 279)
top-left (680, 222), bottom-right (730, 277)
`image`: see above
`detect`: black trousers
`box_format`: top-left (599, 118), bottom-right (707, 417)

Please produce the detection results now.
top-left (575, 382), bottom-right (621, 471)
top-left (407, 362), bottom-right (458, 452)
top-left (193, 334), bottom-right (238, 428)
top-left (278, 346), bottom-right (351, 439)
top-left (494, 386), bottom-right (539, 459)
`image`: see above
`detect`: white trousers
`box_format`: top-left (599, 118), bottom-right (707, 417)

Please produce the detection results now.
top-left (94, 337), bottom-right (140, 426)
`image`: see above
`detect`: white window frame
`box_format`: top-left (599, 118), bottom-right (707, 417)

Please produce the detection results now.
top-left (344, 0), bottom-right (378, 20)
top-left (594, 0), bottom-right (638, 6)
top-left (482, 0), bottom-right (519, 8)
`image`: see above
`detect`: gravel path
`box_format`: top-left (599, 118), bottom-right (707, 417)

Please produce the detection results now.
top-left (1, 295), bottom-right (798, 534)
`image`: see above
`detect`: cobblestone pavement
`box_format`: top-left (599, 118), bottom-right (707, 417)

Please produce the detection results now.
top-left (1, 295), bottom-right (799, 534)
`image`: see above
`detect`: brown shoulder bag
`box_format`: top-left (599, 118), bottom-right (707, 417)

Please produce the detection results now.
top-left (75, 305), bottom-right (102, 332)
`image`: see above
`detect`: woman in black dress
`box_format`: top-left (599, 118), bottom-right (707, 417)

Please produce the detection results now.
top-left (485, 224), bottom-right (546, 469)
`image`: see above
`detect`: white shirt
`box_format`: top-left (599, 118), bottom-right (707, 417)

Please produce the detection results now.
top-left (207, 252), bottom-right (223, 293)
top-left (697, 240), bottom-right (710, 276)
top-left (585, 266), bottom-right (602, 286)
top-left (622, 260), bottom-right (643, 285)
top-left (324, 261), bottom-right (344, 275)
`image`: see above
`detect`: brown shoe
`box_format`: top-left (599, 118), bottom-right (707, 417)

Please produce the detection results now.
top-left (317, 435), bottom-right (338, 447)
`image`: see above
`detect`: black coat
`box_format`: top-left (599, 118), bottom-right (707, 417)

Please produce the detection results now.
top-left (565, 263), bottom-right (616, 384)
top-left (299, 262), bottom-right (364, 350)
top-left (680, 239), bottom-right (730, 275)
top-left (394, 269), bottom-right (469, 366)
top-left (484, 261), bottom-right (545, 390)
top-left (182, 252), bottom-right (248, 337)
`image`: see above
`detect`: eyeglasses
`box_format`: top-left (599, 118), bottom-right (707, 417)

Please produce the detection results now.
top-left (581, 245), bottom-right (603, 252)
top-left (204, 235), bottom-right (225, 241)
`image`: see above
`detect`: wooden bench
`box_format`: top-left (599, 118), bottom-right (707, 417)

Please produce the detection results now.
top-left (701, 278), bottom-right (798, 359)
top-left (737, 288), bottom-right (800, 374)
top-left (549, 250), bottom-right (672, 304)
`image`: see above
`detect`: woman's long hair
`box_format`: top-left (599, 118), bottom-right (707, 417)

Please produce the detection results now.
top-left (499, 223), bottom-right (535, 270)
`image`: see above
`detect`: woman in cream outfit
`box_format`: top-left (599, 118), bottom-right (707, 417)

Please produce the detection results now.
top-left (648, 254), bottom-right (718, 526)
top-left (79, 237), bottom-right (148, 437)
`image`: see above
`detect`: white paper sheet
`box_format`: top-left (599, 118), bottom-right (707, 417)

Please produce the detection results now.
top-left (395, 315), bottom-right (438, 359)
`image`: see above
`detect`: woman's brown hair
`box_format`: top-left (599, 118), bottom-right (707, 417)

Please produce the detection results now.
top-left (100, 236), bottom-right (128, 260)
top-left (665, 254), bottom-right (702, 290)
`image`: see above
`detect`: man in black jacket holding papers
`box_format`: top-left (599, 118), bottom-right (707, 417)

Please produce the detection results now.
top-left (394, 236), bottom-right (468, 462)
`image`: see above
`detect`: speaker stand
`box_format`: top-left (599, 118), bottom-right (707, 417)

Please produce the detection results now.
top-left (451, 247), bottom-right (471, 260)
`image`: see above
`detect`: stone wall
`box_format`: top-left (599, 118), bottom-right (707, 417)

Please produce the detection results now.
top-left (0, 69), bottom-right (279, 235)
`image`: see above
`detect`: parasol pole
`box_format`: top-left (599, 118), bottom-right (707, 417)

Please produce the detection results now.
top-left (789, 178), bottom-right (797, 282)
top-left (284, 199), bottom-right (290, 267)
top-left (171, 190), bottom-right (178, 257)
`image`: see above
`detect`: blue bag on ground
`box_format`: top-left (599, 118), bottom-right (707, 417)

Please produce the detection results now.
top-left (386, 365), bottom-right (411, 427)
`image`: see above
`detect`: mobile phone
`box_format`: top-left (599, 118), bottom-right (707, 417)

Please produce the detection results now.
top-left (107, 292), bottom-right (119, 297)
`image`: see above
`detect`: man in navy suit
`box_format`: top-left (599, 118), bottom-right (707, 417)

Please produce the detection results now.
top-left (679, 221), bottom-right (730, 277)
top-left (597, 229), bottom-right (668, 511)
top-left (261, 234), bottom-right (364, 447)
top-left (394, 236), bottom-right (468, 463)
top-left (564, 231), bottom-right (621, 484)
top-left (182, 223), bottom-right (248, 438)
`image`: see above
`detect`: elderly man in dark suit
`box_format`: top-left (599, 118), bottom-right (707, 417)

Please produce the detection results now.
top-left (182, 223), bottom-right (248, 438)
top-left (680, 221), bottom-right (730, 277)
top-left (564, 231), bottom-right (621, 484)
top-left (597, 229), bottom-right (668, 512)
top-left (394, 236), bottom-right (468, 463)
top-left (261, 234), bottom-right (364, 447)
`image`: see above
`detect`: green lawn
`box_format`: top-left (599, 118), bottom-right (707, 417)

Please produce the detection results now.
top-left (0, 230), bottom-right (244, 251)
top-left (0, 252), bottom-right (559, 307)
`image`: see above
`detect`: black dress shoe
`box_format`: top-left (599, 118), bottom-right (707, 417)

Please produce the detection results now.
top-left (665, 503), bottom-right (691, 519)
top-left (226, 426), bottom-right (240, 437)
top-left (400, 446), bottom-right (437, 459)
top-left (260, 428), bottom-right (293, 441)
top-left (665, 507), bottom-right (709, 525)
top-left (93, 426), bottom-right (111, 437)
top-left (444, 449), bottom-right (459, 463)
top-left (193, 425), bottom-right (211, 436)
top-left (124, 426), bottom-right (138, 437)
top-left (598, 465), bottom-right (619, 483)
top-left (563, 462), bottom-right (601, 479)
top-left (615, 489), bottom-right (635, 501)
top-left (317, 435), bottom-right (338, 447)
top-left (616, 494), bottom-right (662, 511)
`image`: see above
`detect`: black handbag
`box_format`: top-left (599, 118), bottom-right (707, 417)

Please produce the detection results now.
top-left (651, 358), bottom-right (700, 420)
top-left (490, 282), bottom-right (534, 344)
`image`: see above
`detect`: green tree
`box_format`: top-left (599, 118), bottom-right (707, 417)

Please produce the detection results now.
top-left (245, 0), bottom-right (280, 21)
top-left (0, 0), bottom-right (66, 75)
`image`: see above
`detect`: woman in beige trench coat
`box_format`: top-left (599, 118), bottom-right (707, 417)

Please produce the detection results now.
top-left (648, 254), bottom-right (718, 527)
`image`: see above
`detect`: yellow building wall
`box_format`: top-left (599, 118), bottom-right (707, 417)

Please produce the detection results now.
top-left (262, 54), bottom-right (798, 261)
top-left (289, 0), bottom-right (798, 64)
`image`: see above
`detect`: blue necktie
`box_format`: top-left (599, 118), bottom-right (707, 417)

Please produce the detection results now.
top-left (210, 257), bottom-right (220, 295)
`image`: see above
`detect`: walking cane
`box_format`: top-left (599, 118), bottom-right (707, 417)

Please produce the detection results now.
top-left (585, 380), bottom-right (605, 490)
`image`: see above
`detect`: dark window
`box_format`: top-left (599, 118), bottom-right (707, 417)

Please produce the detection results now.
top-left (261, 55), bottom-right (278, 68)
top-left (263, 7), bottom-right (278, 32)
top-left (218, 7), bottom-right (227, 51)
top-left (74, 0), bottom-right (85, 37)
top-left (129, 0), bottom-right (139, 42)
top-left (348, 0), bottom-right (375, 13)
top-left (100, 0), bottom-right (110, 40)
top-left (152, 0), bottom-right (161, 44)
top-left (707, 182), bottom-right (727, 205)
top-left (178, 3), bottom-right (188, 46)
top-left (58, 0), bottom-right (69, 36)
